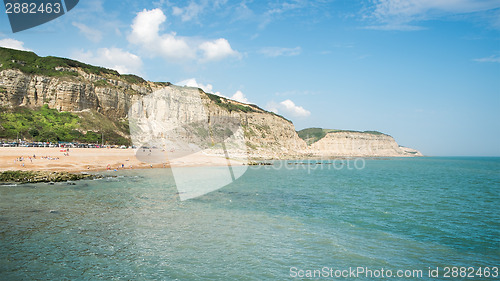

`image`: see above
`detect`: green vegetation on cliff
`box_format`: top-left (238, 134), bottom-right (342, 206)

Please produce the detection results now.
top-left (0, 105), bottom-right (130, 145)
top-left (297, 128), bottom-right (327, 145)
top-left (205, 92), bottom-right (257, 113)
top-left (0, 47), bottom-right (119, 77)
top-left (297, 128), bottom-right (388, 145)
top-left (0, 47), bottom-right (153, 87)
top-left (204, 91), bottom-right (291, 123)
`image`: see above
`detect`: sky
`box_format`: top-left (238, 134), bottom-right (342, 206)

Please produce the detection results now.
top-left (0, 0), bottom-right (499, 156)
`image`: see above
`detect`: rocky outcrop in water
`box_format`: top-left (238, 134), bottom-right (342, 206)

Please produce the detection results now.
top-left (0, 170), bottom-right (97, 183)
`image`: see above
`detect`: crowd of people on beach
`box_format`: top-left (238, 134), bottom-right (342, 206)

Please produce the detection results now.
top-left (4, 146), bottom-right (169, 172)
top-left (15, 155), bottom-right (62, 162)
top-left (40, 155), bottom-right (61, 160)
top-left (13, 154), bottom-right (63, 167)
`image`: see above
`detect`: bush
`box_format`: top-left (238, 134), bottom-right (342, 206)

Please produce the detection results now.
top-left (28, 128), bottom-right (39, 137)
top-left (93, 80), bottom-right (109, 87)
top-left (0, 105), bottom-right (131, 145)
top-left (297, 128), bottom-right (326, 144)
top-left (121, 74), bottom-right (146, 84)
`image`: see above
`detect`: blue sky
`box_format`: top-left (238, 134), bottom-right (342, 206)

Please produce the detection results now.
top-left (1, 0), bottom-right (499, 156)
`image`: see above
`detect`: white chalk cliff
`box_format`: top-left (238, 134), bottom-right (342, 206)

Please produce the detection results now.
top-left (308, 131), bottom-right (422, 157)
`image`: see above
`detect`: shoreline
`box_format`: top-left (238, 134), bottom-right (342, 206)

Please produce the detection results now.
top-left (0, 147), bottom-right (246, 174)
top-left (0, 147), bottom-right (425, 178)
top-left (0, 147), bottom-right (428, 184)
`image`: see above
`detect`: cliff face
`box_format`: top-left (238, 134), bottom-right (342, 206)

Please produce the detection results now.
top-left (201, 98), bottom-right (306, 158)
top-left (0, 47), bottom-right (421, 158)
top-left (0, 68), bottom-right (154, 118)
top-left (0, 67), bottom-right (306, 158)
top-left (309, 131), bottom-right (422, 157)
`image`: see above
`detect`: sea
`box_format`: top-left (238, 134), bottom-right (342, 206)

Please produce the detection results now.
top-left (0, 157), bottom-right (499, 280)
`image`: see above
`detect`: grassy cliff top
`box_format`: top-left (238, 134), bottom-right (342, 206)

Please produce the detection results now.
top-left (297, 128), bottom-right (388, 145)
top-left (204, 91), bottom-right (291, 122)
top-left (0, 47), bottom-right (147, 84)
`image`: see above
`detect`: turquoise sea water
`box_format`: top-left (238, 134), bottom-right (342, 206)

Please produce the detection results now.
top-left (1, 157), bottom-right (499, 280)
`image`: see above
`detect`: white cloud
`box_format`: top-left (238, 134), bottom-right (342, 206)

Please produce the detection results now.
top-left (474, 55), bottom-right (500, 63)
top-left (128, 8), bottom-right (239, 63)
top-left (231, 90), bottom-right (249, 104)
top-left (172, 0), bottom-right (228, 22)
top-left (128, 9), bottom-right (195, 61)
top-left (266, 101), bottom-right (279, 114)
top-left (0, 38), bottom-right (31, 51)
top-left (267, 99), bottom-right (311, 118)
top-left (259, 46), bottom-right (301, 57)
top-left (199, 38), bottom-right (241, 61)
top-left (368, 0), bottom-right (500, 30)
top-left (172, 2), bottom-right (204, 22)
top-left (160, 34), bottom-right (197, 60)
top-left (176, 79), bottom-right (250, 103)
top-left (72, 22), bottom-right (102, 43)
top-left (72, 48), bottom-right (143, 75)
top-left (129, 8), bottom-right (167, 43)
top-left (176, 78), bottom-right (215, 93)
top-left (280, 99), bottom-right (311, 117)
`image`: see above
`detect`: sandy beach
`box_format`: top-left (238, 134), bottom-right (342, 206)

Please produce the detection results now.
top-left (0, 147), bottom-right (245, 173)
